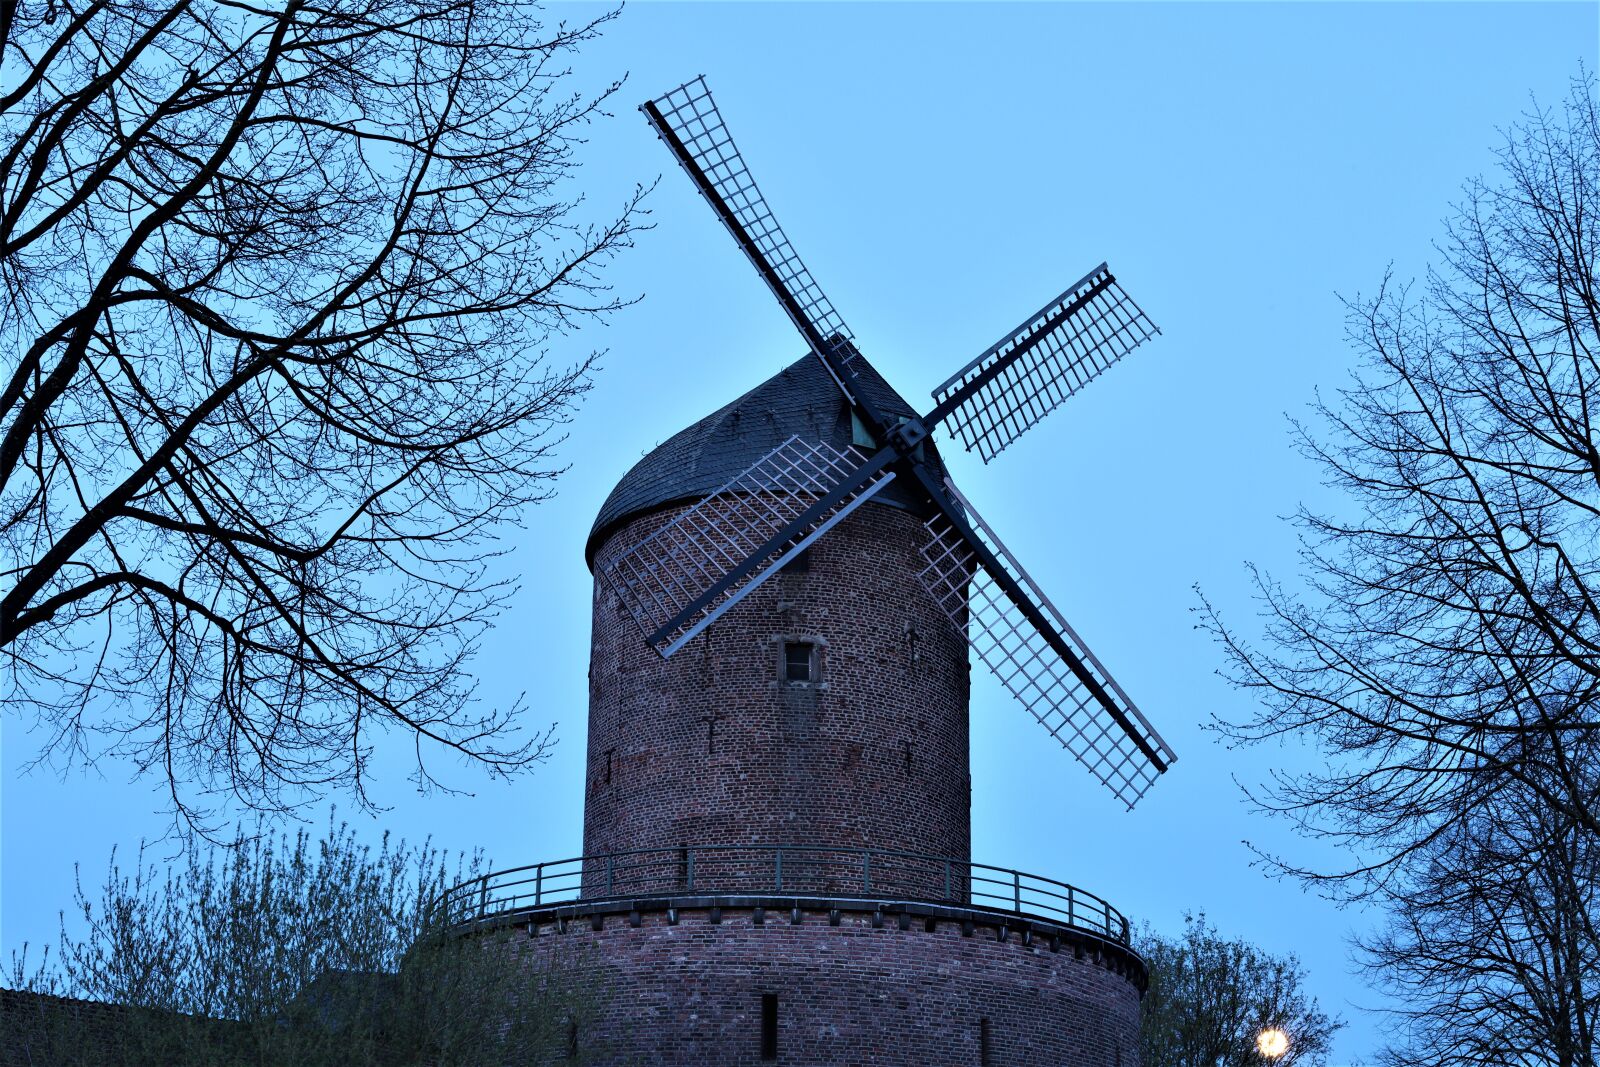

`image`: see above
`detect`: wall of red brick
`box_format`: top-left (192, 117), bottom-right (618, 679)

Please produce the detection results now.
top-left (566, 498), bottom-right (1143, 1064)
top-left (503, 900), bottom-right (1142, 1066)
top-left (583, 501), bottom-right (973, 875)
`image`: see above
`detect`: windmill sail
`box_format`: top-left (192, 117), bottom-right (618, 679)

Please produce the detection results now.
top-left (600, 436), bottom-right (895, 657)
top-left (642, 77), bottom-right (863, 394)
top-left (913, 479), bottom-right (1175, 808)
top-left (929, 264), bottom-right (1159, 464)
top-left (638, 76), bottom-right (1177, 806)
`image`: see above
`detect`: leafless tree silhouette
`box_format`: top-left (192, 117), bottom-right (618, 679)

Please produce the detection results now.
top-left (1361, 762), bottom-right (1597, 1067)
top-left (0, 0), bottom-right (646, 830)
top-left (1200, 75), bottom-right (1598, 1066)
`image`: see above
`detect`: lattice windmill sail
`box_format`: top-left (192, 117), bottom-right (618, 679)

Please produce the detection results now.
top-left (930, 264), bottom-right (1161, 464)
top-left (611, 75), bottom-right (1176, 808)
top-left (606, 437), bottom-right (896, 657)
top-left (641, 77), bottom-right (864, 395)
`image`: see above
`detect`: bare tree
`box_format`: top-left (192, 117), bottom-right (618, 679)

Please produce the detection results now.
top-left (0, 0), bottom-right (647, 828)
top-left (5, 821), bottom-right (607, 1064)
top-left (1199, 75), bottom-right (1598, 1065)
top-left (1139, 913), bottom-right (1341, 1067)
top-left (1361, 764), bottom-right (1597, 1067)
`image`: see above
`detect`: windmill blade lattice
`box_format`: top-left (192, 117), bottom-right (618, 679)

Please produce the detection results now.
top-left (601, 436), bottom-right (895, 657)
top-left (930, 264), bottom-right (1159, 463)
top-left (914, 481), bottom-right (1176, 808)
top-left (635, 75), bottom-right (1178, 807)
top-left (643, 77), bottom-right (862, 388)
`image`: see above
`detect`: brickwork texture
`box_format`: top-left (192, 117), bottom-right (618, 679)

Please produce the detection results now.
top-left (584, 501), bottom-right (973, 874)
top-left (564, 480), bottom-right (1144, 1064)
top-left (505, 902), bottom-right (1142, 1067)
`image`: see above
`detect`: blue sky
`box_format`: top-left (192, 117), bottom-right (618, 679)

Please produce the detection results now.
top-left (4, 3), bottom-right (1596, 1062)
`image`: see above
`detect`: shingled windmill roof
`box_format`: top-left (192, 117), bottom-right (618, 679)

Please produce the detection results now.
top-left (586, 354), bottom-right (949, 567)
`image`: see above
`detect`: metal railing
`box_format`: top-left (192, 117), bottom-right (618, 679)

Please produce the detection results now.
top-left (430, 843), bottom-right (1130, 944)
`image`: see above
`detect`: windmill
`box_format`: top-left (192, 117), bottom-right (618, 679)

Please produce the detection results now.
top-left (604, 76), bottom-right (1176, 809)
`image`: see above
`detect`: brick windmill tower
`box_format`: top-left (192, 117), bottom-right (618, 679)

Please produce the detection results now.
top-left (439, 78), bottom-right (1177, 1065)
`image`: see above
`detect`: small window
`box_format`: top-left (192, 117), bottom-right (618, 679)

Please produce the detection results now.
top-left (979, 1017), bottom-right (991, 1066)
top-left (782, 641), bottom-right (818, 684)
top-left (850, 409), bottom-right (876, 449)
top-left (760, 993), bottom-right (778, 1060)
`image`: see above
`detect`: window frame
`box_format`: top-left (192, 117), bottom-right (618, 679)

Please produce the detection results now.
top-left (778, 638), bottom-right (823, 687)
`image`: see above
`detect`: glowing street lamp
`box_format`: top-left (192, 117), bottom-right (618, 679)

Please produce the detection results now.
top-left (1257, 1028), bottom-right (1290, 1060)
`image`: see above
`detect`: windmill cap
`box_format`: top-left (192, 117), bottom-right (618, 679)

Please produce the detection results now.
top-left (585, 353), bottom-right (949, 568)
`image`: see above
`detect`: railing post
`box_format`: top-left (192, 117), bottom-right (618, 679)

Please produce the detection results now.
top-left (605, 855), bottom-right (615, 896)
top-left (1068, 886), bottom-right (1076, 928)
top-left (1120, 915), bottom-right (1129, 943)
top-left (862, 851), bottom-right (872, 894)
top-left (686, 849), bottom-right (695, 892)
top-left (1012, 870), bottom-right (1022, 913)
top-left (943, 860), bottom-right (952, 901)
top-left (535, 864), bottom-right (543, 907)
top-left (477, 879), bottom-right (488, 919)
top-left (775, 847), bottom-right (784, 891)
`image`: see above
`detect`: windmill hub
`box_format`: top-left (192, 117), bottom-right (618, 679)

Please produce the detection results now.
top-left (887, 416), bottom-right (930, 454)
top-left (437, 75), bottom-right (1178, 1065)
